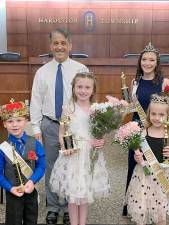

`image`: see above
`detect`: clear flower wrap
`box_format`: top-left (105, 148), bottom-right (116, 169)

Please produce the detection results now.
top-left (89, 96), bottom-right (128, 176)
top-left (114, 121), bottom-right (150, 176)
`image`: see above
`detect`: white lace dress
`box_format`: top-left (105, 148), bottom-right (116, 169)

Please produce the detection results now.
top-left (50, 104), bottom-right (110, 205)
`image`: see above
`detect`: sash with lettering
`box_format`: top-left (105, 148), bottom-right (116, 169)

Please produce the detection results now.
top-left (0, 141), bottom-right (33, 179)
top-left (132, 94), bottom-right (169, 196)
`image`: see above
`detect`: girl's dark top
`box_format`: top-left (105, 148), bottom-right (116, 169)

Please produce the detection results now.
top-left (146, 132), bottom-right (164, 163)
top-left (133, 77), bottom-right (163, 122)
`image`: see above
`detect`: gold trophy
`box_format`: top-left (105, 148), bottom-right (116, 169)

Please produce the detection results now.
top-left (121, 72), bottom-right (131, 103)
top-left (161, 119), bottom-right (169, 167)
top-left (120, 72), bottom-right (136, 121)
top-left (12, 145), bottom-right (25, 192)
top-left (60, 116), bottom-right (79, 152)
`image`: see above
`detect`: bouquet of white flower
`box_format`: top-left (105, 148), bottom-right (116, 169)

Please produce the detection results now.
top-left (89, 96), bottom-right (128, 175)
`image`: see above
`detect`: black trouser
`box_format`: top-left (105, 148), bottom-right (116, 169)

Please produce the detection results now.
top-left (5, 189), bottom-right (38, 225)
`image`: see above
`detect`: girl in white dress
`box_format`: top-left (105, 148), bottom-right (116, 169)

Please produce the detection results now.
top-left (50, 72), bottom-right (110, 225)
top-left (126, 94), bottom-right (169, 225)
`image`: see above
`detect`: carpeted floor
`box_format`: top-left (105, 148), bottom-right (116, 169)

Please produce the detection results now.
top-left (0, 132), bottom-right (133, 224)
top-left (0, 132), bottom-right (168, 224)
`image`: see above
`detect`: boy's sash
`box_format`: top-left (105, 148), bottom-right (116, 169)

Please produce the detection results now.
top-left (132, 95), bottom-right (169, 196)
top-left (0, 141), bottom-right (33, 179)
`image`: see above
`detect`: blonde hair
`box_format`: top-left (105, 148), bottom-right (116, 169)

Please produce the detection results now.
top-left (146, 94), bottom-right (169, 128)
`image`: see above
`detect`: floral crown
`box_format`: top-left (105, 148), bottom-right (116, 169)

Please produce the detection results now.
top-left (0, 98), bottom-right (29, 120)
top-left (150, 94), bottom-right (169, 105)
top-left (142, 42), bottom-right (159, 54)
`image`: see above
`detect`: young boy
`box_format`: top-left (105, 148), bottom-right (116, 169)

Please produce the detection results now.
top-left (0, 99), bottom-right (46, 225)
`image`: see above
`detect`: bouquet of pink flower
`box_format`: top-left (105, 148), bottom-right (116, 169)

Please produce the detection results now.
top-left (163, 85), bottom-right (169, 96)
top-left (114, 121), bottom-right (150, 176)
top-left (163, 85), bottom-right (169, 97)
top-left (89, 96), bottom-right (128, 175)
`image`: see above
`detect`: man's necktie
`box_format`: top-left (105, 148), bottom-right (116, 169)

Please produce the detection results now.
top-left (55, 64), bottom-right (63, 119)
top-left (17, 139), bottom-right (25, 156)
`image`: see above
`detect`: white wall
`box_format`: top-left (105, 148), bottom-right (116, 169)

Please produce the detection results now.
top-left (0, 0), bottom-right (7, 53)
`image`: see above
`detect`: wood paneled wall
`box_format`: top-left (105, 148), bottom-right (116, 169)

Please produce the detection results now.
top-left (6, 1), bottom-right (169, 60)
top-left (1, 1), bottom-right (169, 141)
top-left (0, 57), bottom-right (169, 141)
top-left (0, 61), bottom-right (30, 141)
top-left (1, 57), bottom-right (169, 104)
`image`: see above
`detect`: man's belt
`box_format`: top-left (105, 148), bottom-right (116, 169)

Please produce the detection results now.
top-left (133, 95), bottom-right (169, 196)
top-left (43, 115), bottom-right (60, 124)
top-left (0, 141), bottom-right (33, 179)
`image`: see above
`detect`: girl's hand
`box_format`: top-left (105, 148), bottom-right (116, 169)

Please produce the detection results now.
top-left (91, 139), bottom-right (105, 149)
top-left (134, 149), bottom-right (144, 165)
top-left (163, 146), bottom-right (169, 157)
top-left (63, 149), bottom-right (74, 156)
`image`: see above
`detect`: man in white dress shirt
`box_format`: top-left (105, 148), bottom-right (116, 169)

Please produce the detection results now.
top-left (30, 28), bottom-right (88, 225)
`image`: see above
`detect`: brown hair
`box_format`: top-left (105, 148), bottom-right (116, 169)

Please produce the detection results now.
top-left (135, 50), bottom-right (163, 85)
top-left (49, 28), bottom-right (71, 43)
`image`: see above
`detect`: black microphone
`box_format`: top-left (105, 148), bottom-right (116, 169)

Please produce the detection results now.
top-left (160, 54), bottom-right (169, 64)
top-left (0, 52), bottom-right (21, 62)
top-left (69, 53), bottom-right (88, 58)
top-left (123, 53), bottom-right (140, 59)
top-left (39, 53), bottom-right (88, 59)
top-left (39, 53), bottom-right (53, 58)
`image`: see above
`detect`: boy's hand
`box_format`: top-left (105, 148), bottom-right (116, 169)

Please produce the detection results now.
top-left (134, 149), bottom-right (144, 165)
top-left (163, 146), bottom-right (169, 157)
top-left (34, 133), bottom-right (43, 144)
top-left (10, 186), bottom-right (24, 197)
top-left (24, 180), bottom-right (35, 194)
top-left (91, 139), bottom-right (105, 149)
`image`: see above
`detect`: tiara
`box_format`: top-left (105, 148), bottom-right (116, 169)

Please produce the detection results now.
top-left (150, 94), bottom-right (169, 105)
top-left (77, 68), bottom-right (90, 74)
top-left (0, 98), bottom-right (29, 120)
top-left (143, 42), bottom-right (159, 54)
top-left (76, 71), bottom-right (95, 78)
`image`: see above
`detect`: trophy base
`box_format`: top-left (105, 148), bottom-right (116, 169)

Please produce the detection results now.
top-left (160, 163), bottom-right (169, 169)
top-left (63, 135), bottom-right (74, 149)
top-left (160, 159), bottom-right (169, 168)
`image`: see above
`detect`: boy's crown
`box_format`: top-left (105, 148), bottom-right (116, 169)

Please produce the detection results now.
top-left (150, 94), bottom-right (169, 105)
top-left (0, 98), bottom-right (29, 120)
top-left (143, 42), bottom-right (159, 54)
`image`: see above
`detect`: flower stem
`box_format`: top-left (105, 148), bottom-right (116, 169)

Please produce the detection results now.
top-left (90, 148), bottom-right (99, 177)
top-left (143, 166), bottom-right (151, 176)
top-left (140, 160), bottom-right (151, 176)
